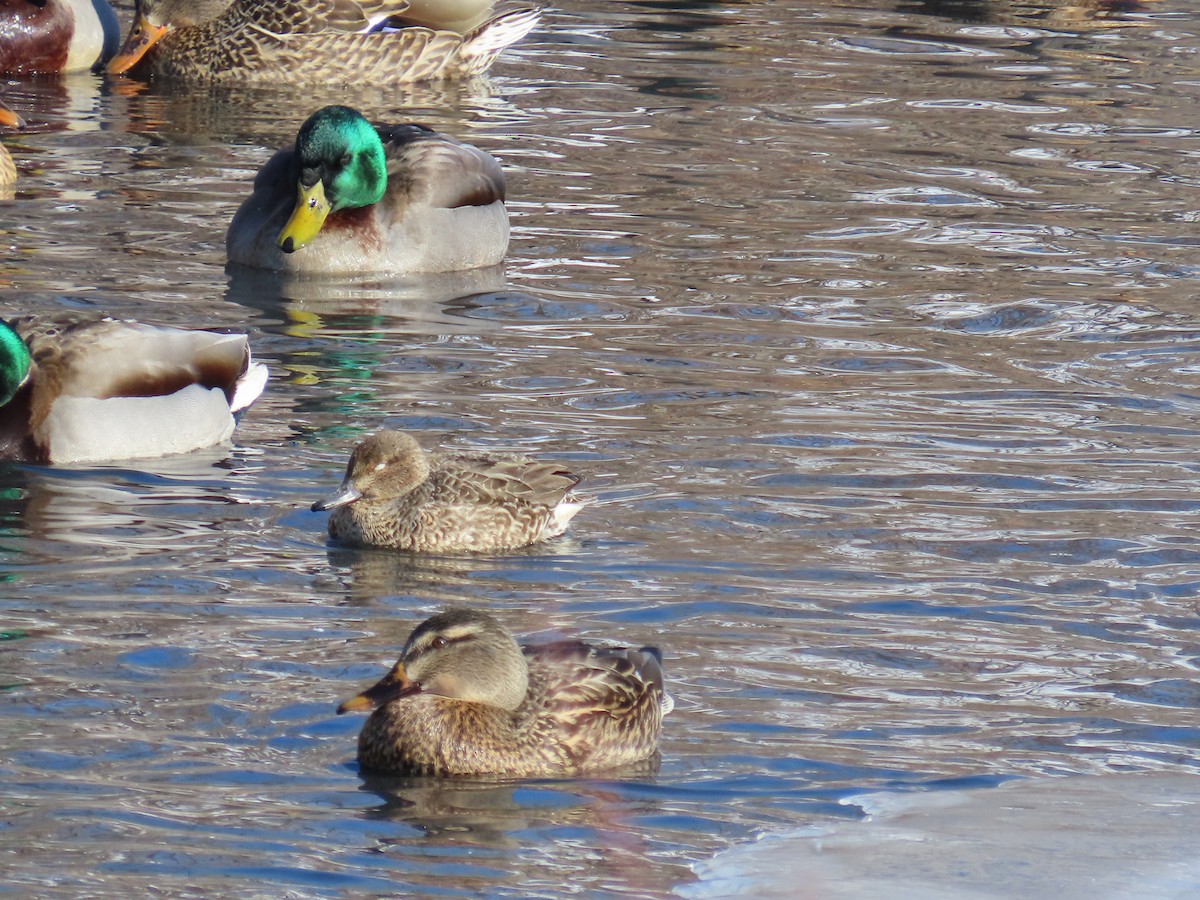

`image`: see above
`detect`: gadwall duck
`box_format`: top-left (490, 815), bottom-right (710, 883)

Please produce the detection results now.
top-left (312, 430), bottom-right (588, 553)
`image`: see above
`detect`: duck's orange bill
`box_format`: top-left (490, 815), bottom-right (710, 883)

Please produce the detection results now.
top-left (107, 15), bottom-right (169, 75)
top-left (337, 663), bottom-right (419, 714)
top-left (0, 102), bottom-right (23, 129)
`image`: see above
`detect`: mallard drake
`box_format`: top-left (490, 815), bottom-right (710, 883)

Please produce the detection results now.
top-left (0, 313), bottom-right (268, 464)
top-left (106, 0), bottom-right (540, 84)
top-left (338, 608), bottom-right (672, 777)
top-left (0, 0), bottom-right (120, 74)
top-left (311, 430), bottom-right (588, 553)
top-left (226, 105), bottom-right (509, 276)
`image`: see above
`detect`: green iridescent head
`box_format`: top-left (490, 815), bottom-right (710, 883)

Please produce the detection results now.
top-left (277, 106), bottom-right (388, 254)
top-left (0, 322), bottom-right (31, 407)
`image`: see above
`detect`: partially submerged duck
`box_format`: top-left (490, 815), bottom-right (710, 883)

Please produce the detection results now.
top-left (312, 430), bottom-right (587, 553)
top-left (0, 313), bottom-right (268, 464)
top-left (338, 608), bottom-right (672, 777)
top-left (227, 105), bottom-right (509, 276)
top-left (0, 0), bottom-right (120, 74)
top-left (106, 0), bottom-right (540, 85)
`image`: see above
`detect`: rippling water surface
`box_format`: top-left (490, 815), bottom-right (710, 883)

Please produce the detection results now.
top-left (4, 0), bottom-right (1200, 895)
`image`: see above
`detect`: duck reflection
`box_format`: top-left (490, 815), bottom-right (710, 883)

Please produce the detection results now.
top-left (225, 263), bottom-right (510, 337)
top-left (350, 774), bottom-right (678, 895)
top-left (902, 0), bottom-right (1161, 26)
top-left (322, 545), bottom-right (484, 603)
top-left (322, 533), bottom-right (589, 605)
top-left (0, 451), bottom-right (257, 551)
top-left (1, 73), bottom-right (112, 132)
top-left (100, 77), bottom-right (503, 146)
top-left (356, 771), bottom-right (665, 876)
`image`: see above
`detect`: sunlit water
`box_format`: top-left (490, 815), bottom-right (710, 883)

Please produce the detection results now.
top-left (3, 0), bottom-right (1200, 895)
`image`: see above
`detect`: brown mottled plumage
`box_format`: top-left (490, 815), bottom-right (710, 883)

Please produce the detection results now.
top-left (0, 99), bottom-right (20, 193)
top-left (338, 609), bottom-right (672, 777)
top-left (106, 0), bottom-right (541, 84)
top-left (312, 430), bottom-right (588, 553)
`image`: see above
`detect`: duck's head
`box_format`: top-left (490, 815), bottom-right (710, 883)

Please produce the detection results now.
top-left (311, 430), bottom-right (430, 512)
top-left (338, 609), bottom-right (530, 714)
top-left (107, 0), bottom-right (230, 75)
top-left (0, 322), bottom-right (31, 408)
top-left (277, 106), bottom-right (388, 254)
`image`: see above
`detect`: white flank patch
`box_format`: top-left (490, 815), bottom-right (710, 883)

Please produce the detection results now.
top-left (46, 385), bottom-right (237, 464)
top-left (548, 497), bottom-right (588, 536)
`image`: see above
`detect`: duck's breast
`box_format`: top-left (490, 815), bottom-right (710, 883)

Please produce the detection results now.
top-left (0, 0), bottom-right (119, 74)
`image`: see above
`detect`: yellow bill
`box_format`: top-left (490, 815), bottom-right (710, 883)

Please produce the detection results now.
top-left (277, 180), bottom-right (331, 253)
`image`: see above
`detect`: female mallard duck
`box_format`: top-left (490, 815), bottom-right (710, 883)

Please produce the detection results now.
top-left (311, 430), bottom-right (588, 553)
top-left (0, 0), bottom-right (120, 74)
top-left (106, 0), bottom-right (540, 84)
top-left (0, 143), bottom-right (13, 192)
top-left (0, 313), bottom-right (268, 464)
top-left (338, 608), bottom-right (672, 777)
top-left (0, 99), bottom-right (19, 192)
top-left (227, 105), bottom-right (509, 276)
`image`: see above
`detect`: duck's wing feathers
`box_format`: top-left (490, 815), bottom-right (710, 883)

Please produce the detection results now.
top-left (13, 315), bottom-right (253, 404)
top-left (527, 640), bottom-right (668, 730)
top-left (435, 453), bottom-right (581, 506)
top-left (246, 0), bottom-right (413, 34)
top-left (379, 124), bottom-right (505, 211)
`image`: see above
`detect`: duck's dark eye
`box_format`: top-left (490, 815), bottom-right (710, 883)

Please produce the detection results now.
top-left (430, 636), bottom-right (448, 650)
top-left (340, 152), bottom-right (352, 167)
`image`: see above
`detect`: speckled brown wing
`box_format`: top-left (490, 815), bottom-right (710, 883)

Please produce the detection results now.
top-left (432, 454), bottom-right (581, 507)
top-left (527, 640), bottom-right (667, 770)
top-left (144, 2), bottom-right (538, 84)
top-left (242, 0), bottom-right (413, 34)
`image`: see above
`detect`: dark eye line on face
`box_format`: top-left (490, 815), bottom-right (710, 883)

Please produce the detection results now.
top-left (405, 631), bottom-right (474, 663)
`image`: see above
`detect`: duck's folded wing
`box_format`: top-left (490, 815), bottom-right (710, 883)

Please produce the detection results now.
top-left (531, 641), bottom-right (667, 717)
top-left (440, 455), bottom-right (581, 505)
top-left (49, 323), bottom-right (253, 404)
top-left (252, 0), bottom-right (414, 34)
top-left (382, 128), bottom-right (506, 210)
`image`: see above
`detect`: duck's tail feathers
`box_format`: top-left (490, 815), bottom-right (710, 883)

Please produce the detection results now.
top-left (460, 6), bottom-right (540, 68)
top-left (634, 646), bottom-right (674, 715)
top-left (231, 358), bottom-right (269, 417)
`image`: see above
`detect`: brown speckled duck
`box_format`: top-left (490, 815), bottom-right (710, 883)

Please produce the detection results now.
top-left (338, 608), bottom-right (672, 777)
top-left (0, 99), bottom-right (19, 192)
top-left (0, 313), bottom-right (268, 464)
top-left (106, 0), bottom-right (541, 84)
top-left (226, 105), bottom-right (509, 276)
top-left (312, 430), bottom-right (588, 553)
top-left (0, 0), bottom-right (120, 74)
